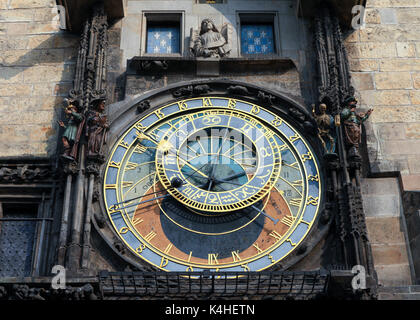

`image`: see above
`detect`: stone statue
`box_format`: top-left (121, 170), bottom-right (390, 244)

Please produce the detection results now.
top-left (59, 99), bottom-right (84, 161)
top-left (313, 103), bottom-right (338, 154)
top-left (87, 98), bottom-right (108, 159)
top-left (190, 18), bottom-right (231, 58)
top-left (340, 96), bottom-right (373, 157)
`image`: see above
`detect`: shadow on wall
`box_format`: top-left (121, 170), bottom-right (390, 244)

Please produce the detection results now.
top-left (0, 31), bottom-right (79, 158)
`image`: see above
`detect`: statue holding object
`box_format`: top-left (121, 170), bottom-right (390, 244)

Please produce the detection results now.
top-left (87, 98), bottom-right (108, 160)
top-left (59, 99), bottom-right (84, 161)
top-left (190, 18), bottom-right (231, 58)
top-left (340, 96), bottom-right (373, 158)
top-left (312, 103), bottom-right (338, 155)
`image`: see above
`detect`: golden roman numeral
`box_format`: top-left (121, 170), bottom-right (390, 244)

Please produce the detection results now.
top-left (131, 217), bottom-right (144, 226)
top-left (231, 250), bottom-right (242, 262)
top-left (281, 214), bottom-right (296, 227)
top-left (122, 181), bottom-right (133, 188)
top-left (164, 243), bottom-right (173, 254)
top-left (105, 184), bottom-right (117, 189)
top-left (277, 144), bottom-right (288, 152)
top-left (269, 230), bottom-right (282, 242)
top-left (253, 243), bottom-right (264, 254)
top-left (291, 180), bottom-right (303, 187)
top-left (119, 141), bottom-right (130, 148)
top-left (143, 230), bottom-right (157, 242)
top-left (289, 198), bottom-right (302, 207)
top-left (125, 162), bottom-right (139, 171)
top-left (208, 253), bottom-right (219, 265)
top-left (134, 145), bottom-right (147, 154)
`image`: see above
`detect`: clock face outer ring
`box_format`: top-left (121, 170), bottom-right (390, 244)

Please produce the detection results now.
top-left (97, 81), bottom-right (329, 273)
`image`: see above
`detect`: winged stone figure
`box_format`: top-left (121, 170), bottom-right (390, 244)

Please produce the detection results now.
top-left (190, 18), bottom-right (232, 58)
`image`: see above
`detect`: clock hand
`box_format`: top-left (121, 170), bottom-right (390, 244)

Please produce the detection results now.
top-left (222, 172), bottom-right (247, 182)
top-left (111, 175), bottom-right (185, 210)
top-left (215, 183), bottom-right (279, 225)
top-left (113, 194), bottom-right (170, 212)
top-left (114, 176), bottom-right (217, 213)
top-left (207, 129), bottom-right (231, 191)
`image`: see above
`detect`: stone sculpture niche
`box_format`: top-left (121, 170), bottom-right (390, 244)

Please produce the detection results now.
top-left (189, 18), bottom-right (232, 58)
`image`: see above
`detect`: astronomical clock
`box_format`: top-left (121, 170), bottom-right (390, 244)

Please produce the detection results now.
top-left (102, 92), bottom-right (325, 273)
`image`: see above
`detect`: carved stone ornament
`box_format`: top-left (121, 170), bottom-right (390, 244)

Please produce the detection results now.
top-left (0, 164), bottom-right (51, 183)
top-left (136, 100), bottom-right (151, 113)
top-left (172, 84), bottom-right (212, 98)
top-left (0, 284), bottom-right (99, 301)
top-left (189, 19), bottom-right (232, 58)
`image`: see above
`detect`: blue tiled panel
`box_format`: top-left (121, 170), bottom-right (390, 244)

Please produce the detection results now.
top-left (146, 26), bottom-right (180, 54)
top-left (0, 212), bottom-right (36, 277)
top-left (241, 24), bottom-right (275, 54)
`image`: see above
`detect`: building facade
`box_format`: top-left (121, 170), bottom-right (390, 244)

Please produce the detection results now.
top-left (0, 0), bottom-right (419, 300)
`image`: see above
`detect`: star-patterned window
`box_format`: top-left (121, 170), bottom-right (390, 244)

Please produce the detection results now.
top-left (241, 24), bottom-right (275, 55)
top-left (146, 25), bottom-right (180, 54)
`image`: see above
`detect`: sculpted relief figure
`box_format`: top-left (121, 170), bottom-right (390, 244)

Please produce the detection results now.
top-left (190, 18), bottom-right (231, 58)
top-left (87, 98), bottom-right (108, 159)
top-left (340, 96), bottom-right (373, 157)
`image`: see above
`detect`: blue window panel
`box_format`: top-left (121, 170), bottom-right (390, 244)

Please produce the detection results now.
top-left (241, 24), bottom-right (275, 55)
top-left (0, 210), bottom-right (37, 277)
top-left (146, 26), bottom-right (180, 54)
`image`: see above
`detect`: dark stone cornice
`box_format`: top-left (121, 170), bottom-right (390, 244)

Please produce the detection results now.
top-left (298, 0), bottom-right (367, 29)
top-left (58, 0), bottom-right (124, 33)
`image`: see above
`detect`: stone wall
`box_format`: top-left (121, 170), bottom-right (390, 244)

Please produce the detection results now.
top-left (345, 0), bottom-right (420, 191)
top-left (0, 0), bottom-right (78, 157)
top-left (361, 177), bottom-right (413, 286)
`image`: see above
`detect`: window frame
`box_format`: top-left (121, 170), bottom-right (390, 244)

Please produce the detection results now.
top-left (140, 11), bottom-right (185, 57)
top-left (0, 200), bottom-right (50, 278)
top-left (237, 12), bottom-right (281, 58)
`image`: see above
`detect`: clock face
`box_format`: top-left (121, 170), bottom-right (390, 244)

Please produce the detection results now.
top-left (103, 97), bottom-right (322, 272)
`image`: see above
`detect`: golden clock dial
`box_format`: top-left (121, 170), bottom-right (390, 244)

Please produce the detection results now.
top-left (103, 97), bottom-right (322, 272)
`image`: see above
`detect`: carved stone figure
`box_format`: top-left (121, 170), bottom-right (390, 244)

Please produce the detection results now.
top-left (87, 98), bottom-right (108, 159)
top-left (340, 96), bottom-right (373, 157)
top-left (59, 99), bottom-right (84, 161)
top-left (313, 103), bottom-right (337, 154)
top-left (190, 19), bottom-right (231, 58)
